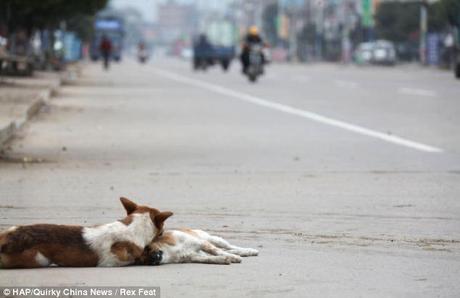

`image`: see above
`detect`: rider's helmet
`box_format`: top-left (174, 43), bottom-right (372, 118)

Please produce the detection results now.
top-left (248, 26), bottom-right (259, 36)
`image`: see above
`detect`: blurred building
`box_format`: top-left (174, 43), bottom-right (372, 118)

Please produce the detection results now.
top-left (157, 2), bottom-right (199, 45)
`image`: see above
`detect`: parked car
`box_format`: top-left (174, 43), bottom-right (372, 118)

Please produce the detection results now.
top-left (354, 40), bottom-right (396, 66)
top-left (354, 42), bottom-right (374, 64)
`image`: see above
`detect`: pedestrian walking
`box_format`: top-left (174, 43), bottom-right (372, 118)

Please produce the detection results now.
top-left (100, 35), bottom-right (112, 70)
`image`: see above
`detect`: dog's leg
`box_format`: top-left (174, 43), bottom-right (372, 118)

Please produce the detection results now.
top-left (0, 249), bottom-right (49, 268)
top-left (225, 246), bottom-right (259, 257)
top-left (188, 253), bottom-right (232, 265)
top-left (200, 241), bottom-right (242, 263)
top-left (199, 232), bottom-right (259, 257)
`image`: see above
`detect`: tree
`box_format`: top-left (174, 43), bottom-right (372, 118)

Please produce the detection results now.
top-left (0, 0), bottom-right (108, 36)
top-left (439, 0), bottom-right (460, 26)
top-left (375, 0), bottom-right (460, 41)
top-left (375, 2), bottom-right (420, 43)
top-left (67, 14), bottom-right (97, 42)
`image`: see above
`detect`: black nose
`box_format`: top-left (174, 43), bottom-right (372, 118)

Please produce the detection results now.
top-left (149, 250), bottom-right (163, 266)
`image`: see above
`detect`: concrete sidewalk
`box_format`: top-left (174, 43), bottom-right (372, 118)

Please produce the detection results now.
top-left (0, 72), bottom-right (62, 148)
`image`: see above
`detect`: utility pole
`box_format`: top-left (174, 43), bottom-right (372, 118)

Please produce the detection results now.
top-left (341, 1), bottom-right (352, 63)
top-left (315, 0), bottom-right (324, 61)
top-left (288, 9), bottom-right (297, 61)
top-left (361, 0), bottom-right (373, 41)
top-left (419, 1), bottom-right (428, 64)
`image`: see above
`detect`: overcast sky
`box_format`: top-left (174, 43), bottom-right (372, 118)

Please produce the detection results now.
top-left (110, 0), bottom-right (232, 22)
top-left (111, 0), bottom-right (157, 21)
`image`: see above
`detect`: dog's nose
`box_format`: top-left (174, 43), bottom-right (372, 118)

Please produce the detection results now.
top-left (149, 250), bottom-right (163, 266)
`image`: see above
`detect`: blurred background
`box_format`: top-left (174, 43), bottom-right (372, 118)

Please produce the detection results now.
top-left (0, 0), bottom-right (459, 76)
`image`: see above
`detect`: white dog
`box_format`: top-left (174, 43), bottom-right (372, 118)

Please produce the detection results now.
top-left (145, 228), bottom-right (259, 265)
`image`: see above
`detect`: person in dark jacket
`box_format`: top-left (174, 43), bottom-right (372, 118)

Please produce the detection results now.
top-left (100, 35), bottom-right (112, 70)
top-left (240, 26), bottom-right (265, 74)
top-left (193, 34), bottom-right (213, 69)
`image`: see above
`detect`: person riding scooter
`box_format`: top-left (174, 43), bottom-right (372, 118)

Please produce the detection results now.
top-left (137, 41), bottom-right (148, 63)
top-left (240, 26), bottom-right (265, 74)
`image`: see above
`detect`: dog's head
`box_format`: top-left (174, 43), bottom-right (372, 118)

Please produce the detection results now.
top-left (119, 197), bottom-right (173, 237)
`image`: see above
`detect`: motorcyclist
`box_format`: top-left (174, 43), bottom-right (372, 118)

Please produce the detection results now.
top-left (240, 26), bottom-right (265, 74)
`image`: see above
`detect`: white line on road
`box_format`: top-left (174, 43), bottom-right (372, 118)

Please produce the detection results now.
top-left (398, 87), bottom-right (437, 97)
top-left (153, 69), bottom-right (443, 153)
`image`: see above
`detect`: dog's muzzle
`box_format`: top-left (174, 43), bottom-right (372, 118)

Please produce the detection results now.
top-left (148, 250), bottom-right (163, 266)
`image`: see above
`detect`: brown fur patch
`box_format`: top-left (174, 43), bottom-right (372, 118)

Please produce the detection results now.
top-left (148, 231), bottom-right (176, 252)
top-left (1, 249), bottom-right (42, 268)
top-left (1, 225), bottom-right (87, 253)
top-left (119, 197), bottom-right (173, 230)
top-left (180, 228), bottom-right (199, 237)
top-left (36, 244), bottom-right (98, 267)
top-left (152, 211), bottom-right (173, 231)
top-left (118, 215), bottom-right (133, 226)
top-left (160, 232), bottom-right (176, 246)
top-left (110, 241), bottom-right (143, 263)
top-left (0, 224), bottom-right (99, 268)
top-left (201, 241), bottom-right (219, 256)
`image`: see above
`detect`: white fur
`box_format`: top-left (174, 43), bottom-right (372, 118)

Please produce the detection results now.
top-left (7, 226), bottom-right (17, 232)
top-left (193, 230), bottom-right (259, 257)
top-left (83, 213), bottom-right (156, 267)
top-left (154, 229), bottom-right (258, 265)
top-left (35, 252), bottom-right (51, 267)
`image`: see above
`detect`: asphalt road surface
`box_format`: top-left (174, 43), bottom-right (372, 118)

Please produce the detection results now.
top-left (1, 58), bottom-right (459, 297)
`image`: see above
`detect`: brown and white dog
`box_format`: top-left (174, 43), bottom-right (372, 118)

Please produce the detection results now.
top-left (0, 197), bottom-right (172, 268)
top-left (145, 229), bottom-right (259, 265)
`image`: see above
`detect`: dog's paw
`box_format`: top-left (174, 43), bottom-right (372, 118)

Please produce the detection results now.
top-left (227, 255), bottom-right (242, 263)
top-left (236, 248), bottom-right (259, 257)
top-left (245, 248), bottom-right (259, 256)
top-left (218, 256), bottom-right (232, 265)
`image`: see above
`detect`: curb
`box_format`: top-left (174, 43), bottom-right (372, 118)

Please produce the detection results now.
top-left (0, 79), bottom-right (60, 149)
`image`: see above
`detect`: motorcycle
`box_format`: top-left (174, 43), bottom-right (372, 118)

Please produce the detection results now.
top-left (246, 44), bottom-right (264, 83)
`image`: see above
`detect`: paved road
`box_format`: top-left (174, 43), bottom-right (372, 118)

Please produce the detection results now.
top-left (1, 59), bottom-right (459, 297)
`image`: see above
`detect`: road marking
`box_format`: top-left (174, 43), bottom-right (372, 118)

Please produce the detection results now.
top-left (334, 80), bottom-right (359, 89)
top-left (153, 69), bottom-right (443, 153)
top-left (398, 88), bottom-right (437, 97)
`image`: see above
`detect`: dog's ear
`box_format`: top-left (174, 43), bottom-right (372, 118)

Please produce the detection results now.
top-left (120, 197), bottom-right (138, 215)
top-left (154, 211), bottom-right (173, 229)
